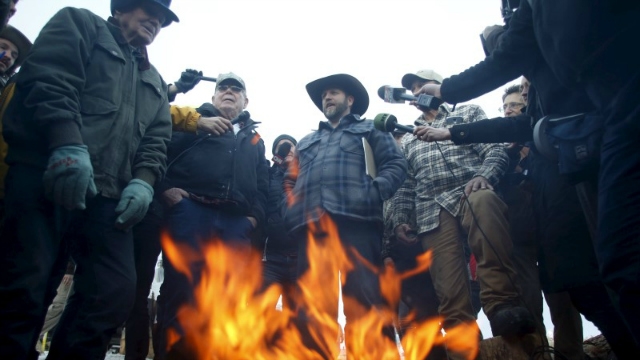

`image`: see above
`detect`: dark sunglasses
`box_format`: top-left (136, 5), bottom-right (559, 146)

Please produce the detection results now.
top-left (216, 84), bottom-right (244, 93)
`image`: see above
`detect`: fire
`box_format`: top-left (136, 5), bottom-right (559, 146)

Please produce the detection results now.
top-left (161, 216), bottom-right (479, 359)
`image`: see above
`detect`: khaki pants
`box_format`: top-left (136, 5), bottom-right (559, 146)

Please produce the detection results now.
top-left (420, 190), bottom-right (520, 338)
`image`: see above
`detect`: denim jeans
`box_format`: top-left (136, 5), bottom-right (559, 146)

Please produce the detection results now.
top-left (155, 198), bottom-right (253, 359)
top-left (263, 251), bottom-right (298, 311)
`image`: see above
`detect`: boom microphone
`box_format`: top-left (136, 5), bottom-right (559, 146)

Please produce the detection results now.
top-left (373, 113), bottom-right (414, 133)
top-left (377, 85), bottom-right (443, 111)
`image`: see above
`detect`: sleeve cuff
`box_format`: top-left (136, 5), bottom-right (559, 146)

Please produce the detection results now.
top-left (47, 120), bottom-right (83, 150)
top-left (133, 168), bottom-right (157, 188)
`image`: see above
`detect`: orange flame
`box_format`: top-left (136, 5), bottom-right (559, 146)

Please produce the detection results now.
top-left (161, 215), bottom-right (479, 359)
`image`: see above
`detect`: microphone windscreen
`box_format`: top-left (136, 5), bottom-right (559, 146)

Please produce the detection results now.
top-left (277, 142), bottom-right (292, 157)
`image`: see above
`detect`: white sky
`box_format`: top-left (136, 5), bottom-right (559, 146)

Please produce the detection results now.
top-left (11, 0), bottom-right (599, 341)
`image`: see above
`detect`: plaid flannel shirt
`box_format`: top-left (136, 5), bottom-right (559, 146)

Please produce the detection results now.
top-left (283, 114), bottom-right (407, 232)
top-left (391, 104), bottom-right (508, 234)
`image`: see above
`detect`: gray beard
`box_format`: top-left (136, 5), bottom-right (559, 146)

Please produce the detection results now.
top-left (323, 102), bottom-right (348, 123)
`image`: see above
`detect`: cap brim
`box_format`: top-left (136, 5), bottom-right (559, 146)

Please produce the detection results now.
top-left (401, 73), bottom-right (421, 90)
top-left (306, 74), bottom-right (369, 116)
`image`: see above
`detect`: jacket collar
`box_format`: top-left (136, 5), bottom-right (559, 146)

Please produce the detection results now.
top-left (318, 113), bottom-right (362, 131)
top-left (106, 17), bottom-right (151, 71)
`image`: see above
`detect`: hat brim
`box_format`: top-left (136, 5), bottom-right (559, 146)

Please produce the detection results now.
top-left (401, 73), bottom-right (422, 90)
top-left (306, 74), bottom-right (369, 116)
top-left (0, 25), bottom-right (32, 74)
top-left (159, 8), bottom-right (179, 27)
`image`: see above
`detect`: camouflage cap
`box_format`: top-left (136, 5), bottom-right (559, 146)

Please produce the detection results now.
top-left (401, 69), bottom-right (444, 90)
top-left (216, 72), bottom-right (246, 91)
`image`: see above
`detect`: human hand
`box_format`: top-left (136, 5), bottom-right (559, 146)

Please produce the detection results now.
top-left (414, 125), bottom-right (451, 142)
top-left (394, 223), bottom-right (418, 244)
top-left (43, 145), bottom-right (98, 210)
top-left (196, 116), bottom-right (233, 135)
top-left (174, 69), bottom-right (203, 93)
top-left (115, 179), bottom-right (154, 230)
top-left (62, 274), bottom-right (73, 286)
top-left (417, 83), bottom-right (442, 99)
top-left (161, 188), bottom-right (189, 208)
top-left (463, 176), bottom-right (493, 197)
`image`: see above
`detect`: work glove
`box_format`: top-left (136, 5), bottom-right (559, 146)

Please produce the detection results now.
top-left (43, 145), bottom-right (98, 210)
top-left (115, 179), bottom-right (154, 230)
top-left (174, 69), bottom-right (203, 93)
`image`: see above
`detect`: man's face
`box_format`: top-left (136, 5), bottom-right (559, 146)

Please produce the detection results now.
top-left (322, 88), bottom-right (352, 123)
top-left (212, 81), bottom-right (248, 119)
top-left (520, 77), bottom-right (530, 106)
top-left (0, 38), bottom-right (18, 73)
top-left (502, 93), bottom-right (525, 117)
top-left (115, 3), bottom-right (165, 47)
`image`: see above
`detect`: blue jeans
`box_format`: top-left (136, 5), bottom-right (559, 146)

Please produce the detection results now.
top-left (263, 251), bottom-right (298, 310)
top-left (155, 198), bottom-right (253, 359)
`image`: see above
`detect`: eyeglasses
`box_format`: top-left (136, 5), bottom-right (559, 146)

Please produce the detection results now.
top-left (499, 102), bottom-right (525, 112)
top-left (216, 84), bottom-right (244, 93)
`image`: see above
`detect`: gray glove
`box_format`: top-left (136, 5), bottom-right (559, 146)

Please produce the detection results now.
top-left (115, 179), bottom-right (154, 230)
top-left (43, 145), bottom-right (98, 210)
top-left (174, 69), bottom-right (202, 93)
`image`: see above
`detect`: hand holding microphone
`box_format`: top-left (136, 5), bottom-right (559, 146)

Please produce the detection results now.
top-left (377, 85), bottom-right (443, 111)
top-left (414, 125), bottom-right (451, 142)
top-left (272, 142), bottom-right (292, 167)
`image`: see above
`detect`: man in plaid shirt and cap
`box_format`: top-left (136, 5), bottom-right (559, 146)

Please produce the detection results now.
top-left (391, 70), bottom-right (535, 358)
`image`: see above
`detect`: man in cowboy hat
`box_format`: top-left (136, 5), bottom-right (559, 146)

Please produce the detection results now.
top-left (0, 1), bottom-right (177, 358)
top-left (283, 73), bottom-right (407, 356)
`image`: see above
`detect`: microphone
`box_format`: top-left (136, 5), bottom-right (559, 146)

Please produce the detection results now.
top-left (377, 85), bottom-right (443, 111)
top-left (272, 142), bottom-right (292, 166)
top-left (231, 110), bottom-right (251, 125)
top-left (373, 113), bottom-right (414, 133)
top-left (199, 76), bottom-right (217, 82)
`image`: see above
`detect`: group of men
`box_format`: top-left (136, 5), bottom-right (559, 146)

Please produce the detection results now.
top-left (1, 1), bottom-right (639, 360)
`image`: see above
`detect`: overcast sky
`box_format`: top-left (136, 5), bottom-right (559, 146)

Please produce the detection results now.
top-left (10, 0), bottom-right (599, 340)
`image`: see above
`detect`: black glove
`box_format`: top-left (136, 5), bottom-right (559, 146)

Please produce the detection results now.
top-left (174, 69), bottom-right (203, 94)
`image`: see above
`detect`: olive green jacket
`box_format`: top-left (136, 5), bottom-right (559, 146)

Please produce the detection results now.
top-left (2, 7), bottom-right (171, 198)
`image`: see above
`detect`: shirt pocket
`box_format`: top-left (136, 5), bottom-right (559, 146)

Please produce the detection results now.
top-left (339, 129), bottom-right (367, 156)
top-left (81, 39), bottom-right (126, 115)
top-left (296, 138), bottom-right (320, 169)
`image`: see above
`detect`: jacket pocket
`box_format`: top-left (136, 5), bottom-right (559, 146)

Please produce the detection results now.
top-left (297, 138), bottom-right (320, 168)
top-left (81, 39), bottom-right (126, 114)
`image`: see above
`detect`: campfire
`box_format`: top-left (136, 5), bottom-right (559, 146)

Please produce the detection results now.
top-left (161, 215), bottom-right (479, 359)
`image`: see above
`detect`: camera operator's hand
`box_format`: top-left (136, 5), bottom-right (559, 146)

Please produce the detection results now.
top-left (174, 69), bottom-right (203, 94)
top-left (394, 223), bottom-right (418, 245)
top-left (463, 176), bottom-right (493, 198)
top-left (414, 125), bottom-right (451, 142)
top-left (417, 83), bottom-right (442, 99)
top-left (196, 116), bottom-right (233, 136)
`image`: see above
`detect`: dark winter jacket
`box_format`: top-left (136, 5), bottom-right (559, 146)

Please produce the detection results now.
top-left (158, 103), bottom-right (269, 226)
top-left (264, 164), bottom-right (296, 255)
top-left (2, 8), bottom-right (172, 197)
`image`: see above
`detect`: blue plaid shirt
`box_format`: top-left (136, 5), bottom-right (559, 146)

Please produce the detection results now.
top-left (283, 114), bottom-right (408, 232)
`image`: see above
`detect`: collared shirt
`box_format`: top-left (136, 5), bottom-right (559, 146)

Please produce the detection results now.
top-left (391, 104), bottom-right (508, 234)
top-left (283, 114), bottom-right (407, 232)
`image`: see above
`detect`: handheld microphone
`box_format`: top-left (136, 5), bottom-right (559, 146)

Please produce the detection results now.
top-left (373, 113), bottom-right (414, 133)
top-left (231, 110), bottom-right (251, 125)
top-left (272, 142), bottom-right (292, 166)
top-left (377, 85), bottom-right (443, 111)
top-left (199, 76), bottom-right (217, 82)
